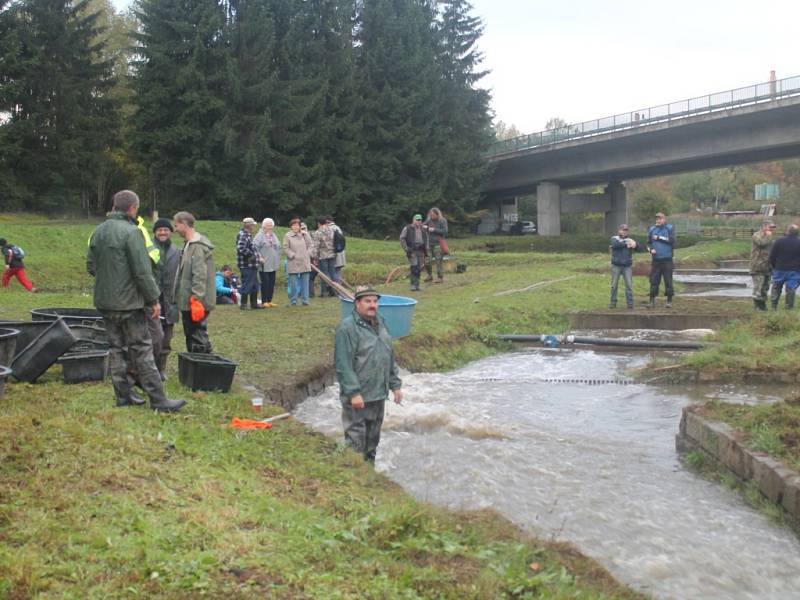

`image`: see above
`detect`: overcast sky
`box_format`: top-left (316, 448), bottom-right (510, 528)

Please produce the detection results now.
top-left (112, 0), bottom-right (799, 136)
top-left (470, 0), bottom-right (800, 133)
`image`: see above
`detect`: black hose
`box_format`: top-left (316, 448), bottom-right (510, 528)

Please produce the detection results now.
top-left (498, 334), bottom-right (704, 350)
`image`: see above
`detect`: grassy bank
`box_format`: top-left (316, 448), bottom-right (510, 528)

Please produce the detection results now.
top-left (0, 215), bottom-right (761, 597)
top-left (679, 312), bottom-right (800, 381)
top-left (697, 398), bottom-right (800, 472)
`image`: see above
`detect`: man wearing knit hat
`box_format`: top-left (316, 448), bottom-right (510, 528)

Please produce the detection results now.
top-left (153, 218), bottom-right (180, 375)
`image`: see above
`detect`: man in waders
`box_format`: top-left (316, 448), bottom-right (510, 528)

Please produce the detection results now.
top-left (749, 220), bottom-right (776, 311)
top-left (334, 286), bottom-right (403, 462)
top-left (87, 190), bottom-right (185, 412)
top-left (399, 214), bottom-right (428, 291)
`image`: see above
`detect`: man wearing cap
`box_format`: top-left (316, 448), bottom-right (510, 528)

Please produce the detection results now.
top-left (749, 220), bottom-right (776, 311)
top-left (236, 217), bottom-right (262, 310)
top-left (334, 286), bottom-right (403, 462)
top-left (609, 224), bottom-right (638, 309)
top-left (153, 218), bottom-right (181, 373)
top-left (399, 214), bottom-right (429, 291)
top-left (646, 212), bottom-right (676, 309)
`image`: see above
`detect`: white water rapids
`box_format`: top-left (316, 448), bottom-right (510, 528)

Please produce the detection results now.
top-left (294, 346), bottom-right (800, 599)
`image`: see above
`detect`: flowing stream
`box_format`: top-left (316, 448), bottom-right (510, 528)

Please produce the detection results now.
top-left (294, 344), bottom-right (800, 599)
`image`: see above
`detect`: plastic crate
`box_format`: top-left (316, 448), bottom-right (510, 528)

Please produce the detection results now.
top-left (178, 353), bottom-right (238, 392)
top-left (11, 318), bottom-right (77, 383)
top-left (57, 351), bottom-right (109, 384)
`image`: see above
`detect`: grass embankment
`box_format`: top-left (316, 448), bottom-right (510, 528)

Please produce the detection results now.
top-left (0, 214), bottom-right (762, 597)
top-left (697, 397), bottom-right (800, 472)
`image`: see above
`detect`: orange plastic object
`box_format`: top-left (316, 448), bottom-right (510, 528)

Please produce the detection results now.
top-left (190, 295), bottom-right (205, 322)
top-left (230, 417), bottom-right (273, 430)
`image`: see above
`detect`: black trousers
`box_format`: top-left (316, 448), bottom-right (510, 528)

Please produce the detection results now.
top-left (181, 310), bottom-right (213, 353)
top-left (649, 260), bottom-right (674, 299)
top-left (259, 270), bottom-right (276, 303)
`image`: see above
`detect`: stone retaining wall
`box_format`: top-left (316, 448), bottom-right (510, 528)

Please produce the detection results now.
top-left (676, 407), bottom-right (800, 522)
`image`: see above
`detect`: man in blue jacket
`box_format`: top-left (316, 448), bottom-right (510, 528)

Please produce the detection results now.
top-left (646, 212), bottom-right (676, 309)
top-left (768, 223), bottom-right (800, 310)
top-left (609, 224), bottom-right (638, 309)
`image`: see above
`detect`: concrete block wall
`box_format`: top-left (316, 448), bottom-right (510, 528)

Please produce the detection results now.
top-left (677, 408), bottom-right (800, 521)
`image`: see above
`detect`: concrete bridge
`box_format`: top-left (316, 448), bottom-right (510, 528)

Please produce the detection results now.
top-left (484, 75), bottom-right (800, 235)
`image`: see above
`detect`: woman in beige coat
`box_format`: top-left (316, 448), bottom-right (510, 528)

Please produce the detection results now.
top-left (282, 217), bottom-right (314, 306)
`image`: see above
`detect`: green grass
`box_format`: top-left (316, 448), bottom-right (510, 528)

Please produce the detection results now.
top-left (699, 399), bottom-right (800, 471)
top-left (681, 313), bottom-right (800, 378)
top-left (0, 216), bottom-right (655, 598)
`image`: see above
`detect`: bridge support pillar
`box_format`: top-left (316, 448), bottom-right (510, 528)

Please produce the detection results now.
top-left (604, 181), bottom-right (627, 235)
top-left (537, 182), bottom-right (561, 235)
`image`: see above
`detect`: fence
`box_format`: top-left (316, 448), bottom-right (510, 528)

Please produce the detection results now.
top-left (489, 74), bottom-right (800, 158)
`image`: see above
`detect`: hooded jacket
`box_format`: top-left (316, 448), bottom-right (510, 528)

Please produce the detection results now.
top-left (87, 212), bottom-right (160, 311)
top-left (175, 231), bottom-right (216, 312)
top-left (335, 309), bottom-right (402, 406)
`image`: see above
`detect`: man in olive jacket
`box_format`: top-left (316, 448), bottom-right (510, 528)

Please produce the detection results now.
top-left (87, 190), bottom-right (185, 412)
top-left (173, 211), bottom-right (215, 353)
top-left (334, 287), bottom-right (403, 462)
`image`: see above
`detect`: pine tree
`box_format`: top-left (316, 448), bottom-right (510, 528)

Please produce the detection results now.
top-left (432, 0), bottom-right (492, 220)
top-left (295, 0), bottom-right (364, 226)
top-left (0, 0), bottom-right (118, 211)
top-left (131, 0), bottom-right (229, 215)
top-left (357, 0), bottom-right (442, 231)
top-left (215, 0), bottom-right (276, 215)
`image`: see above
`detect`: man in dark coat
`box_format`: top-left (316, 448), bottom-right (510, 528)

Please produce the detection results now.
top-left (768, 223), bottom-right (800, 310)
top-left (399, 214), bottom-right (429, 291)
top-left (153, 218), bottom-right (181, 375)
top-left (87, 191), bottom-right (185, 412)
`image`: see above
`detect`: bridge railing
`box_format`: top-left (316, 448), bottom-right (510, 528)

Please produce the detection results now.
top-left (489, 74), bottom-right (800, 158)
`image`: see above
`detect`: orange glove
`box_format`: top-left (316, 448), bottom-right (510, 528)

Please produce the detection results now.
top-left (190, 295), bottom-right (205, 322)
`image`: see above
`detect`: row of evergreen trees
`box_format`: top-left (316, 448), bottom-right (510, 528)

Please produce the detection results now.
top-left (0, 0), bottom-right (493, 232)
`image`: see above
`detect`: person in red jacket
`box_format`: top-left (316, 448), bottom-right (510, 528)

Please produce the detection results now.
top-left (1, 238), bottom-right (36, 292)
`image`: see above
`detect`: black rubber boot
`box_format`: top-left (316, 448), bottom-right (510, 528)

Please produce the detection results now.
top-left (786, 289), bottom-right (796, 310)
top-left (150, 398), bottom-right (187, 412)
top-left (116, 391), bottom-right (146, 407)
top-left (647, 297), bottom-right (656, 309)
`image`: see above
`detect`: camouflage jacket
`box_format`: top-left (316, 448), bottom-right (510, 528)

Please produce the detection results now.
top-left (312, 226), bottom-right (336, 260)
top-left (750, 230), bottom-right (774, 274)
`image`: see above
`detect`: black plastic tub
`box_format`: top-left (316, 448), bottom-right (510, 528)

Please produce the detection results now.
top-left (0, 366), bottom-right (10, 399)
top-left (0, 321), bottom-right (52, 359)
top-left (57, 351), bottom-right (109, 384)
top-left (11, 318), bottom-right (77, 383)
top-left (178, 353), bottom-right (238, 392)
top-left (30, 308), bottom-right (103, 327)
top-left (69, 339), bottom-right (111, 353)
top-left (0, 328), bottom-right (20, 368)
top-left (70, 323), bottom-right (108, 343)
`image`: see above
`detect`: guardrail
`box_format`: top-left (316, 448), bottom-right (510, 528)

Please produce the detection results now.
top-left (489, 75), bottom-right (800, 158)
